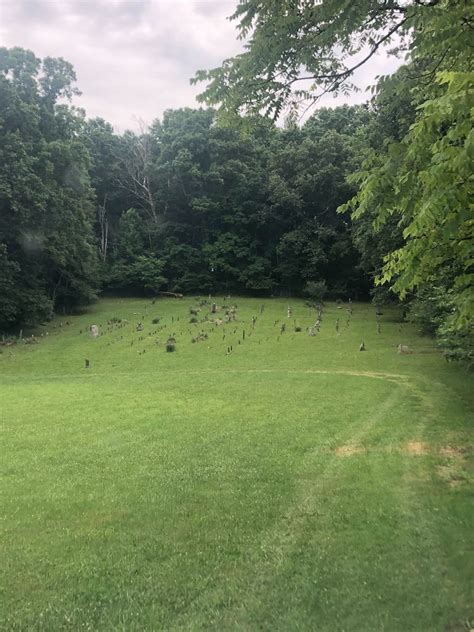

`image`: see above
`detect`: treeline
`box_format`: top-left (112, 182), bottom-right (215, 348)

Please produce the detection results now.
top-left (86, 106), bottom-right (369, 299)
top-left (0, 46), bottom-right (471, 362)
top-left (0, 47), bottom-right (371, 315)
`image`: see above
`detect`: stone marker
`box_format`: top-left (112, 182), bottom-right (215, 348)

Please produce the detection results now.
top-left (90, 325), bottom-right (99, 338)
top-left (397, 344), bottom-right (412, 354)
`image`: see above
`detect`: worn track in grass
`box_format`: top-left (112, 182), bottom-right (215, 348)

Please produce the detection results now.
top-left (1, 297), bottom-right (472, 631)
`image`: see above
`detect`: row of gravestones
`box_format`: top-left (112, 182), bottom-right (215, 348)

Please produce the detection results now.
top-left (86, 303), bottom-right (412, 356)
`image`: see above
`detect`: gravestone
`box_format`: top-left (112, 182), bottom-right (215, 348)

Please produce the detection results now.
top-left (397, 344), bottom-right (412, 354)
top-left (90, 325), bottom-right (99, 338)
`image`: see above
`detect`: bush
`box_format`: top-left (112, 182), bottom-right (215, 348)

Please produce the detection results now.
top-left (408, 278), bottom-right (474, 366)
top-left (304, 280), bottom-right (327, 302)
top-left (371, 286), bottom-right (399, 310)
top-left (105, 256), bottom-right (166, 294)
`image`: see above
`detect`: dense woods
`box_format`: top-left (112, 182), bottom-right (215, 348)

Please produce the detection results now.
top-left (0, 0), bottom-right (472, 361)
top-left (0, 47), bottom-right (371, 317)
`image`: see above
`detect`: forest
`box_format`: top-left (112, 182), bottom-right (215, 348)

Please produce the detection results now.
top-left (0, 0), bottom-right (472, 362)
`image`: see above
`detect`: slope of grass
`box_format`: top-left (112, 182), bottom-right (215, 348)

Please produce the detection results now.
top-left (1, 297), bottom-right (473, 631)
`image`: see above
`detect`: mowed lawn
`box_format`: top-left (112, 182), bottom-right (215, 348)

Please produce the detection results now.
top-left (1, 297), bottom-right (473, 631)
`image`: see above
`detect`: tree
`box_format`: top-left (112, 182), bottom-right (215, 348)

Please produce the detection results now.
top-left (0, 47), bottom-right (98, 330)
top-left (192, 1), bottom-right (471, 120)
top-left (348, 65), bottom-right (416, 303)
top-left (118, 124), bottom-right (158, 224)
top-left (345, 70), bottom-right (473, 359)
top-left (266, 107), bottom-right (370, 296)
top-left (82, 118), bottom-right (125, 263)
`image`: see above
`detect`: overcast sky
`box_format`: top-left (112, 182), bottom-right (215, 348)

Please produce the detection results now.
top-left (0, 0), bottom-right (403, 132)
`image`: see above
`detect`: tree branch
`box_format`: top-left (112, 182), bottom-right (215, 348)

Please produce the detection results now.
top-left (249, 16), bottom-right (409, 97)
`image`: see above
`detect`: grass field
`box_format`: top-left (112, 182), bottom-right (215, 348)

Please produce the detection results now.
top-left (1, 296), bottom-right (473, 631)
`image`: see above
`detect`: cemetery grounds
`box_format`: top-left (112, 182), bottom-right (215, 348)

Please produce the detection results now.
top-left (1, 297), bottom-right (473, 631)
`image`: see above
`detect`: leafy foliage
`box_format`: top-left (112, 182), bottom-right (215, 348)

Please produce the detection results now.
top-left (0, 47), bottom-right (98, 330)
top-left (345, 68), bottom-right (473, 360)
top-left (193, 0), bottom-right (471, 120)
top-left (86, 106), bottom-right (366, 298)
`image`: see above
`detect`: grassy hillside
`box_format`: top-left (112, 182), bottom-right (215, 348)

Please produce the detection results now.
top-left (1, 297), bottom-right (472, 631)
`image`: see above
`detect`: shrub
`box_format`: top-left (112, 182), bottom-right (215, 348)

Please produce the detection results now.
top-left (304, 280), bottom-right (327, 302)
top-left (166, 338), bottom-right (176, 352)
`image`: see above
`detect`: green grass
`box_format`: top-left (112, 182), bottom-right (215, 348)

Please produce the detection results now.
top-left (1, 297), bottom-right (473, 631)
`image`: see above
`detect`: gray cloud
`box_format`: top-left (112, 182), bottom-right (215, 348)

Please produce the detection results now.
top-left (0, 0), bottom-right (402, 131)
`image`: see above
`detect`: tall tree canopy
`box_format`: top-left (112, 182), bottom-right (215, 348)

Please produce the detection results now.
top-left (88, 106), bottom-right (366, 298)
top-left (0, 47), bottom-right (98, 329)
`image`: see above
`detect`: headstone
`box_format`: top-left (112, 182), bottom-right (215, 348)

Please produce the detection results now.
top-left (90, 325), bottom-right (99, 338)
top-left (397, 344), bottom-right (412, 354)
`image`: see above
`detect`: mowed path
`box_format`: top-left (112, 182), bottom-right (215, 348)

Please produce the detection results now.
top-left (1, 298), bottom-right (472, 630)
